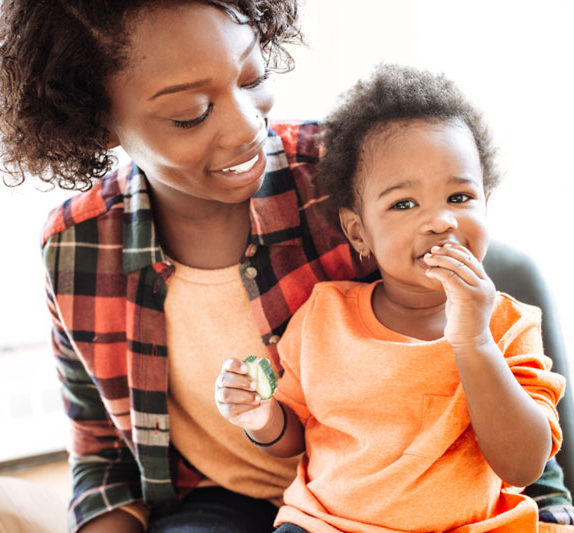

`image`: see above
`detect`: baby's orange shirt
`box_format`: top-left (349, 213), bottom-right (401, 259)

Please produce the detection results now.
top-left (274, 281), bottom-right (565, 533)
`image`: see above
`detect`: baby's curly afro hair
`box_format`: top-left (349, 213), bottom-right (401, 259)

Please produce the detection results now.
top-left (0, 0), bottom-right (302, 190)
top-left (319, 63), bottom-right (499, 210)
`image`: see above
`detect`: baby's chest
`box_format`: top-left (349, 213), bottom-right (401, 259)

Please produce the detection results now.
top-left (300, 338), bottom-right (462, 439)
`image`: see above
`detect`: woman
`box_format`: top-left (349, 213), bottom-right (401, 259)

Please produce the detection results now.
top-left (0, 1), bottom-right (570, 532)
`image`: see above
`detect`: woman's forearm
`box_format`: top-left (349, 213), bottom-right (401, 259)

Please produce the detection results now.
top-left (78, 509), bottom-right (144, 533)
top-left (245, 400), bottom-right (305, 457)
top-left (455, 337), bottom-right (551, 487)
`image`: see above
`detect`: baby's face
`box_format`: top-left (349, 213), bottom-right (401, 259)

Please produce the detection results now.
top-left (348, 119), bottom-right (489, 293)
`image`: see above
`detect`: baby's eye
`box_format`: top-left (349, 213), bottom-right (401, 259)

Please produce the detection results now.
top-left (242, 69), bottom-right (271, 90)
top-left (391, 199), bottom-right (417, 210)
top-left (171, 103), bottom-right (213, 129)
top-left (448, 193), bottom-right (472, 203)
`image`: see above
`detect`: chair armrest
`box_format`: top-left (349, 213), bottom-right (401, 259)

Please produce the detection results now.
top-left (484, 240), bottom-right (574, 492)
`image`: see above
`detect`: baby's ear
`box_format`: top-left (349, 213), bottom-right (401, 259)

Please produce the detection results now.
top-left (339, 207), bottom-right (366, 254)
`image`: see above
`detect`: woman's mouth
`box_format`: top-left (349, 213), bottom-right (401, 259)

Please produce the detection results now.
top-left (219, 153), bottom-right (260, 174)
top-left (210, 149), bottom-right (267, 189)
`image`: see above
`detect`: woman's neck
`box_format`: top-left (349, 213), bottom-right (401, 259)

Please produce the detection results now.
top-left (371, 282), bottom-right (447, 341)
top-left (152, 196), bottom-right (252, 270)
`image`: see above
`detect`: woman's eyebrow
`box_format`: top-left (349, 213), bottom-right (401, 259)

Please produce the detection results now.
top-left (148, 34), bottom-right (259, 101)
top-left (149, 79), bottom-right (212, 100)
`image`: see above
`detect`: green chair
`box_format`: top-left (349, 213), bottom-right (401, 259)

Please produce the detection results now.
top-left (484, 240), bottom-right (574, 493)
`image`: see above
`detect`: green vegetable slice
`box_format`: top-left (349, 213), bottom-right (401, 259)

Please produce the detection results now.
top-left (243, 355), bottom-right (278, 400)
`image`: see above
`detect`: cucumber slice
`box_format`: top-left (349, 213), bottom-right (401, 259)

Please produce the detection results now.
top-left (243, 355), bottom-right (278, 400)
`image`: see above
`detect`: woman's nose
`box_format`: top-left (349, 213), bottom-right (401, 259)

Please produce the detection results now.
top-left (218, 92), bottom-right (270, 149)
top-left (421, 208), bottom-right (458, 234)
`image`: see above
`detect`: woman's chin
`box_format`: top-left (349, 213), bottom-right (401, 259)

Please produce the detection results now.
top-left (223, 175), bottom-right (266, 204)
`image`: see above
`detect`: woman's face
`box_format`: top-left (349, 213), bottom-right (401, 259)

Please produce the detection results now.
top-left (105, 2), bottom-right (274, 212)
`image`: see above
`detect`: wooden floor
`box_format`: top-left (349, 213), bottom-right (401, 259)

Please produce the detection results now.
top-left (6, 459), bottom-right (71, 501)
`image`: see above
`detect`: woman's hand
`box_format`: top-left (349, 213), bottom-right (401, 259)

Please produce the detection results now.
top-left (424, 242), bottom-right (496, 349)
top-left (216, 358), bottom-right (306, 458)
top-left (215, 357), bottom-right (275, 431)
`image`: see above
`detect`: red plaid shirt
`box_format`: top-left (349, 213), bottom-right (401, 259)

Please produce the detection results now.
top-left (42, 121), bottom-right (375, 531)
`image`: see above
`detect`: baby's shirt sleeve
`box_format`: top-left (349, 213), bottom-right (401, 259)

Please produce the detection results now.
top-left (496, 294), bottom-right (566, 458)
top-left (274, 295), bottom-right (314, 426)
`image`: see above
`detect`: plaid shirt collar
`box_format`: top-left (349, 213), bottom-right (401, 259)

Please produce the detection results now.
top-left (122, 129), bottom-right (303, 275)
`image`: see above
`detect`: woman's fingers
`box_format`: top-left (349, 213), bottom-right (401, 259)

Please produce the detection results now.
top-left (218, 358), bottom-right (256, 391)
top-left (217, 369), bottom-right (256, 392)
top-left (221, 357), bottom-right (247, 375)
top-left (215, 359), bottom-right (275, 429)
top-left (216, 385), bottom-right (260, 406)
top-left (215, 357), bottom-right (261, 422)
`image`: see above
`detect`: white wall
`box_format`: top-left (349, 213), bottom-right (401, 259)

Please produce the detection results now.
top-left (0, 182), bottom-right (73, 348)
top-left (272, 0), bottom-right (574, 370)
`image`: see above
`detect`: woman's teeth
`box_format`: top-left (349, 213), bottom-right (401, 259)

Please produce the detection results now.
top-left (221, 153), bottom-right (259, 173)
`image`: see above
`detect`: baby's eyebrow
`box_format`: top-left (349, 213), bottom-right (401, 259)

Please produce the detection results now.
top-left (377, 180), bottom-right (415, 199)
top-left (377, 175), bottom-right (481, 201)
top-left (448, 176), bottom-right (481, 187)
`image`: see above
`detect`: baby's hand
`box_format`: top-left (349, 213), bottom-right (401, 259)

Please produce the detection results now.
top-left (215, 358), bottom-right (275, 431)
top-left (424, 243), bottom-right (496, 349)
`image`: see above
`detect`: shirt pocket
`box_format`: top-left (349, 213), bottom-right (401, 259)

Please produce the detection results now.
top-left (404, 391), bottom-right (471, 459)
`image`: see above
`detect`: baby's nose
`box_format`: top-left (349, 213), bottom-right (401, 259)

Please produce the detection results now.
top-left (422, 209), bottom-right (458, 234)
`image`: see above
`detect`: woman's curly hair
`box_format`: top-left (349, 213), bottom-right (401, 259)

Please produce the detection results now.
top-left (319, 63), bottom-right (500, 210)
top-left (0, 0), bottom-right (302, 190)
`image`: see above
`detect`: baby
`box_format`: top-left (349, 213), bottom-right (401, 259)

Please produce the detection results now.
top-left (216, 64), bottom-right (565, 532)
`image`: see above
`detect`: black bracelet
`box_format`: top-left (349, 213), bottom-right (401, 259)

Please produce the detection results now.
top-left (244, 403), bottom-right (287, 447)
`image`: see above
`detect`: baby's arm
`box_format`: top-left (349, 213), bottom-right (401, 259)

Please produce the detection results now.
top-left (215, 357), bottom-right (305, 458)
top-left (425, 243), bottom-right (552, 487)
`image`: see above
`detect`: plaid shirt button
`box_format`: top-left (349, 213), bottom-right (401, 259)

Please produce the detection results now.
top-left (245, 244), bottom-right (258, 257)
top-left (244, 266), bottom-right (258, 279)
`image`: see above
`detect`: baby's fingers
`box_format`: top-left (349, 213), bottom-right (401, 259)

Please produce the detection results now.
top-left (424, 250), bottom-right (478, 286)
top-left (425, 264), bottom-right (469, 289)
top-left (443, 244), bottom-right (486, 279)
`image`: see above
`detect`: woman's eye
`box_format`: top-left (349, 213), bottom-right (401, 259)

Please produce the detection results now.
top-left (171, 103), bottom-right (213, 129)
top-left (448, 193), bottom-right (472, 203)
top-left (242, 69), bottom-right (270, 90)
top-left (391, 199), bottom-right (416, 210)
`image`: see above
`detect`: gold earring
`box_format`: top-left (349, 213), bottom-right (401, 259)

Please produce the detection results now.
top-left (360, 249), bottom-right (372, 262)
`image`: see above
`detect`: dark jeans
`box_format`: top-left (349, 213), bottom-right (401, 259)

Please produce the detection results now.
top-left (149, 486), bottom-right (278, 533)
